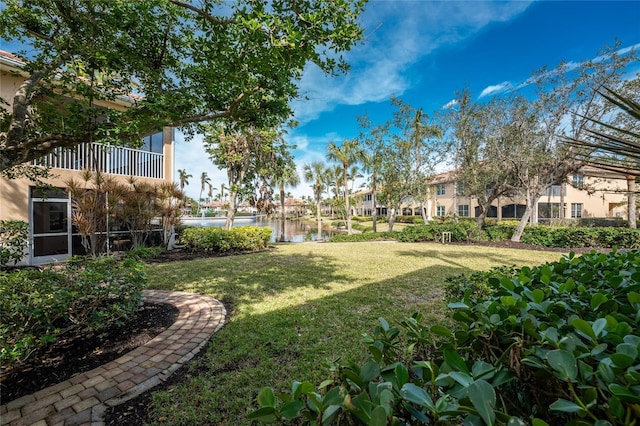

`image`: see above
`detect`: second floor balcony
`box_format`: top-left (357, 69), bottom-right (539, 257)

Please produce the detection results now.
top-left (32, 142), bottom-right (164, 180)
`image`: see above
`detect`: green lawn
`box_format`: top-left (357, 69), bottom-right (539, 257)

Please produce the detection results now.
top-left (144, 242), bottom-right (563, 425)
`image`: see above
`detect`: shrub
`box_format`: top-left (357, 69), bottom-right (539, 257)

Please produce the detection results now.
top-left (0, 220), bottom-right (28, 267)
top-left (0, 256), bottom-right (146, 367)
top-left (397, 221), bottom-right (484, 243)
top-left (328, 231), bottom-right (398, 242)
top-left (126, 245), bottom-right (166, 260)
top-left (251, 250), bottom-right (640, 425)
top-left (181, 226), bottom-right (272, 253)
top-left (395, 215), bottom-right (424, 224)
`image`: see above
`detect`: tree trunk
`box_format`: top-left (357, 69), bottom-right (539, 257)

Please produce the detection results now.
top-left (225, 189), bottom-right (237, 230)
top-left (316, 200), bottom-right (322, 240)
top-left (511, 192), bottom-right (538, 242)
top-left (371, 173), bottom-right (378, 233)
top-left (420, 201), bottom-right (428, 224)
top-left (279, 184), bottom-right (286, 241)
top-left (344, 165), bottom-right (352, 235)
top-left (388, 207), bottom-right (397, 232)
top-left (628, 176), bottom-right (637, 229)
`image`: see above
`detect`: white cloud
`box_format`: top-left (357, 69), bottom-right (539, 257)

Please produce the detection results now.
top-left (291, 1), bottom-right (534, 125)
top-left (478, 81), bottom-right (513, 98)
top-left (442, 99), bottom-right (458, 109)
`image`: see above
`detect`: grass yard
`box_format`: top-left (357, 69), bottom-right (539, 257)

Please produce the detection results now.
top-left (144, 242), bottom-right (562, 425)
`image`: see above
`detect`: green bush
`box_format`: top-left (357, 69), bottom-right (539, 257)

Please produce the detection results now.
top-left (397, 221), bottom-right (484, 243)
top-left (181, 226), bottom-right (272, 253)
top-left (328, 231), bottom-right (398, 242)
top-left (395, 215), bottom-right (424, 224)
top-left (0, 256), bottom-right (146, 367)
top-left (126, 245), bottom-right (166, 260)
top-left (484, 224), bottom-right (517, 241)
top-left (251, 250), bottom-right (640, 425)
top-left (0, 220), bottom-right (28, 267)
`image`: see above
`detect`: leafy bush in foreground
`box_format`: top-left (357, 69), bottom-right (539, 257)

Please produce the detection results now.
top-left (181, 226), bottom-right (272, 253)
top-left (0, 220), bottom-right (28, 266)
top-left (0, 257), bottom-right (146, 367)
top-left (251, 250), bottom-right (640, 425)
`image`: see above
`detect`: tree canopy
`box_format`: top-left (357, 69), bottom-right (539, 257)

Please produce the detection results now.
top-left (0, 0), bottom-right (366, 174)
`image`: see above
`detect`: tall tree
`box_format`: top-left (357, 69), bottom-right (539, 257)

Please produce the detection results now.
top-left (443, 91), bottom-right (523, 227)
top-left (510, 44), bottom-right (636, 241)
top-left (273, 153), bottom-right (300, 242)
top-left (390, 97), bottom-right (444, 223)
top-left (198, 172), bottom-right (211, 213)
top-left (303, 161), bottom-right (326, 240)
top-left (327, 139), bottom-right (363, 234)
top-left (177, 169), bottom-right (192, 191)
top-left (204, 124), bottom-right (284, 230)
top-left (358, 115), bottom-right (388, 232)
top-left (0, 0), bottom-right (366, 175)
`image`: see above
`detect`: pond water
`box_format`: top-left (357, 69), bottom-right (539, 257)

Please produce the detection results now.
top-left (182, 216), bottom-right (338, 243)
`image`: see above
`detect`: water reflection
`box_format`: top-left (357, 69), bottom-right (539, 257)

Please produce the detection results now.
top-left (183, 216), bottom-right (337, 242)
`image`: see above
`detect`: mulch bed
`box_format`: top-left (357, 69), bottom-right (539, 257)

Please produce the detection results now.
top-left (1, 302), bottom-right (179, 403)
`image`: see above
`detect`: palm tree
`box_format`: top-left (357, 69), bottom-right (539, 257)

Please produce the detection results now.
top-left (327, 139), bottom-right (363, 234)
top-left (177, 169), bottom-right (192, 191)
top-left (274, 155), bottom-right (300, 242)
top-left (303, 161), bottom-right (326, 240)
top-left (565, 87), bottom-right (640, 228)
top-left (207, 183), bottom-right (214, 204)
top-left (198, 172), bottom-right (211, 213)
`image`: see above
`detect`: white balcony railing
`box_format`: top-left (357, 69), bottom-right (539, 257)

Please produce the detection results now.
top-left (33, 142), bottom-right (164, 179)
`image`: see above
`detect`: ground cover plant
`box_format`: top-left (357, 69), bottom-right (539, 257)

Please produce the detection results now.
top-left (0, 256), bottom-right (146, 367)
top-left (126, 242), bottom-right (561, 424)
top-left (251, 249), bottom-right (640, 425)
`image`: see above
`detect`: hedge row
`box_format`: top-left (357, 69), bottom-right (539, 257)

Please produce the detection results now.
top-left (181, 226), bottom-right (272, 253)
top-left (251, 249), bottom-right (640, 425)
top-left (330, 221), bottom-right (640, 249)
top-left (0, 257), bottom-right (146, 367)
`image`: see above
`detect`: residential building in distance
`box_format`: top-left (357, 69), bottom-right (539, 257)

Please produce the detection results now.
top-left (0, 50), bottom-right (175, 265)
top-left (353, 166), bottom-right (632, 223)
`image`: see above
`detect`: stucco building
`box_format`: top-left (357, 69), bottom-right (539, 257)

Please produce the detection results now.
top-left (0, 51), bottom-right (175, 265)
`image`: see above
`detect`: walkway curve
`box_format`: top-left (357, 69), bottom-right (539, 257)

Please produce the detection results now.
top-left (1, 290), bottom-right (226, 426)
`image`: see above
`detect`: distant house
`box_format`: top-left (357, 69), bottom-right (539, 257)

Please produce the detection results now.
top-left (0, 50), bottom-right (175, 265)
top-left (353, 166), bottom-right (632, 223)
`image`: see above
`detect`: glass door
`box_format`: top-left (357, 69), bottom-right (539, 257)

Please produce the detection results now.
top-left (30, 188), bottom-right (71, 264)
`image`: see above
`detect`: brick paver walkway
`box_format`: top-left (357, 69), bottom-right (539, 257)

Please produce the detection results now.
top-left (1, 290), bottom-right (226, 426)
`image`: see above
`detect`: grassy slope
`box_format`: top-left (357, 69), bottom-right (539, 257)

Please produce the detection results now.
top-left (145, 242), bottom-right (562, 425)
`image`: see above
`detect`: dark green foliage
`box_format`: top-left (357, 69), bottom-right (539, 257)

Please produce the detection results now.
top-left (397, 221), bottom-right (485, 243)
top-left (125, 245), bottom-right (166, 260)
top-left (0, 257), bottom-right (146, 366)
top-left (329, 232), bottom-right (398, 242)
top-left (395, 216), bottom-right (424, 224)
top-left (181, 226), bottom-right (272, 253)
top-left (251, 250), bottom-right (640, 425)
top-left (0, 220), bottom-right (28, 266)
top-left (520, 226), bottom-right (640, 248)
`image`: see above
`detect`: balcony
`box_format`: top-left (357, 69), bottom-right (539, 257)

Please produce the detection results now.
top-left (32, 142), bottom-right (164, 179)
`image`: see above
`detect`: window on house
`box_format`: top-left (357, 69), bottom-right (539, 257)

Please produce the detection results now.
top-left (436, 184), bottom-right (446, 196)
top-left (572, 174), bottom-right (584, 189)
top-left (544, 184), bottom-right (563, 197)
top-left (436, 205), bottom-right (446, 216)
top-left (140, 131), bottom-right (164, 154)
top-left (571, 203), bottom-right (583, 218)
top-left (457, 204), bottom-right (470, 217)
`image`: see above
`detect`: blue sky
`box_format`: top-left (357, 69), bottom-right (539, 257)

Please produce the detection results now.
top-left (176, 0), bottom-right (640, 200)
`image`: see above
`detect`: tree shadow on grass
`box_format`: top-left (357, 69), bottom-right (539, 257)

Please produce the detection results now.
top-left (146, 251), bottom-right (350, 315)
top-left (128, 261), bottom-right (468, 425)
